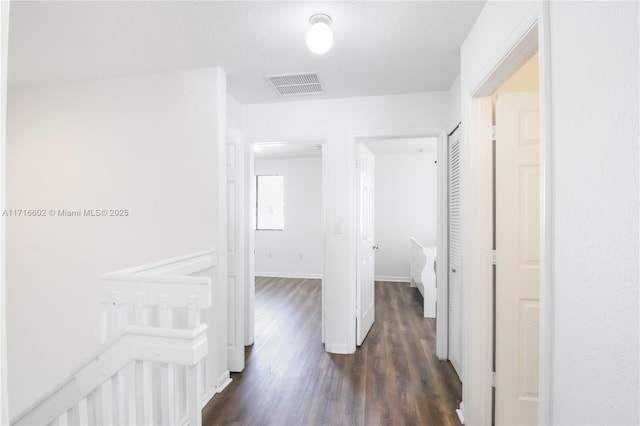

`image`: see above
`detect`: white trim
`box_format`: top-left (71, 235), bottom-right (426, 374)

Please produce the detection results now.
top-left (216, 375), bottom-right (233, 393)
top-left (462, 4), bottom-right (552, 425)
top-left (244, 138), bottom-right (255, 346)
top-left (436, 129), bottom-right (450, 360)
top-left (325, 343), bottom-right (350, 354)
top-left (456, 401), bottom-right (466, 425)
top-left (13, 324), bottom-right (209, 426)
top-left (213, 66), bottom-right (230, 401)
top-left (464, 95), bottom-right (494, 425)
top-left (104, 248), bottom-right (217, 277)
top-left (255, 272), bottom-right (323, 280)
top-left (375, 275), bottom-right (410, 283)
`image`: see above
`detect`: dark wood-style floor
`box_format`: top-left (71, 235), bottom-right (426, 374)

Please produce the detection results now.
top-left (202, 277), bottom-right (462, 426)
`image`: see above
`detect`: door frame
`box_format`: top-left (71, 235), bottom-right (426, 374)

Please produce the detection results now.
top-left (244, 138), bottom-right (328, 344)
top-left (462, 3), bottom-right (553, 425)
top-left (435, 125), bottom-right (459, 360)
top-left (348, 130), bottom-right (437, 352)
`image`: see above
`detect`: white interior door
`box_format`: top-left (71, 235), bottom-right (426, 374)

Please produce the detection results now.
top-left (356, 144), bottom-right (376, 345)
top-left (447, 128), bottom-right (462, 379)
top-left (227, 130), bottom-right (245, 372)
top-left (495, 91), bottom-right (540, 425)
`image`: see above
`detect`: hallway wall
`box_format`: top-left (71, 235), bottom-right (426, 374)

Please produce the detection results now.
top-left (243, 91), bottom-right (449, 353)
top-left (548, 2), bottom-right (638, 423)
top-left (461, 1), bottom-right (639, 424)
top-left (6, 67), bottom-right (226, 415)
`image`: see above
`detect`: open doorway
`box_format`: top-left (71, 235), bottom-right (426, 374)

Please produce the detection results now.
top-left (463, 14), bottom-right (552, 425)
top-left (354, 135), bottom-right (440, 345)
top-left (245, 140), bottom-right (326, 347)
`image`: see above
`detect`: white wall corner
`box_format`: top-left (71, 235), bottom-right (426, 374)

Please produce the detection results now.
top-left (0, 1), bottom-right (8, 424)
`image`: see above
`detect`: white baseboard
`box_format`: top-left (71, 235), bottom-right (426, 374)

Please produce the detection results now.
top-left (375, 275), bottom-right (411, 283)
top-left (216, 376), bottom-right (233, 394)
top-left (456, 401), bottom-right (465, 425)
top-left (255, 272), bottom-right (323, 280)
top-left (326, 342), bottom-right (351, 354)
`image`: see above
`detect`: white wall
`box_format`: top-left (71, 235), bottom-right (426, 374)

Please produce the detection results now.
top-left (548, 3), bottom-right (638, 424)
top-left (6, 67), bottom-right (225, 416)
top-left (228, 94), bottom-right (242, 135)
top-left (243, 91), bottom-right (449, 353)
top-left (373, 152), bottom-right (437, 281)
top-left (448, 74), bottom-right (461, 132)
top-left (0, 2), bottom-right (9, 424)
top-left (254, 156), bottom-right (323, 278)
top-left (460, 1), bottom-right (639, 424)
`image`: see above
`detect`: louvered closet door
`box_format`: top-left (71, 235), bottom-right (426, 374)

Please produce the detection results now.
top-left (448, 128), bottom-right (462, 379)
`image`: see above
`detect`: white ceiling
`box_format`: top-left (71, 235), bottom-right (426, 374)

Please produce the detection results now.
top-left (8, 1), bottom-right (485, 104)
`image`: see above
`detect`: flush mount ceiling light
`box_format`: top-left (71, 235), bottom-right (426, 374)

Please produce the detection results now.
top-left (306, 13), bottom-right (333, 54)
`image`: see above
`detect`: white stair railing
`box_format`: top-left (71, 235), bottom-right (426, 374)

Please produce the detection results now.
top-left (12, 250), bottom-right (217, 426)
top-left (99, 249), bottom-right (217, 418)
top-left (409, 238), bottom-right (437, 318)
top-left (11, 324), bottom-right (208, 426)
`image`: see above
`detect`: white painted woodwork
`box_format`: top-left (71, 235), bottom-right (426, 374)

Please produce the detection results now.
top-left (227, 130), bottom-right (245, 372)
top-left (356, 144), bottom-right (375, 345)
top-left (409, 238), bottom-right (437, 318)
top-left (18, 250), bottom-right (224, 426)
top-left (12, 250), bottom-right (223, 426)
top-left (495, 91), bottom-right (540, 425)
top-left (436, 129), bottom-right (450, 360)
top-left (448, 128), bottom-right (463, 379)
top-left (100, 248), bottom-right (228, 406)
top-left (244, 143), bottom-right (256, 346)
top-left (11, 324), bottom-right (208, 426)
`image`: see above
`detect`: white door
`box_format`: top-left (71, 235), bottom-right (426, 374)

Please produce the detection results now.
top-left (495, 92), bottom-right (540, 425)
top-left (356, 144), bottom-right (376, 345)
top-left (227, 130), bottom-right (245, 372)
top-left (447, 128), bottom-right (462, 379)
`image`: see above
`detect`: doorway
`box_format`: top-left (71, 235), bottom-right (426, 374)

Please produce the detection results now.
top-left (245, 140), bottom-right (327, 346)
top-left (354, 135), bottom-right (439, 345)
top-left (464, 13), bottom-right (552, 425)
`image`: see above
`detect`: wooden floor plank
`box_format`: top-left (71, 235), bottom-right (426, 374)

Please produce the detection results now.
top-left (202, 278), bottom-right (462, 426)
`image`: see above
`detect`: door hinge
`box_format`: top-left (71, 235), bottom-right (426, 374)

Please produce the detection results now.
top-left (491, 250), bottom-right (497, 265)
top-left (491, 371), bottom-right (496, 387)
top-left (491, 125), bottom-right (497, 141)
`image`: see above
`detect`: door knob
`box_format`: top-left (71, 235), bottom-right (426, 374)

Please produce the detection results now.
top-left (451, 268), bottom-right (457, 273)
top-left (373, 244), bottom-right (380, 250)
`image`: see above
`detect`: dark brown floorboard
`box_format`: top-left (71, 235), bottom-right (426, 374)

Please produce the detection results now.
top-left (202, 278), bottom-right (462, 426)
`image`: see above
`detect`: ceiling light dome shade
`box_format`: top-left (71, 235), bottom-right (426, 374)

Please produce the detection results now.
top-left (306, 14), bottom-right (333, 54)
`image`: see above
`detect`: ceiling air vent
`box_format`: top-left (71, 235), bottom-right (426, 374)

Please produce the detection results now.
top-left (266, 72), bottom-right (324, 97)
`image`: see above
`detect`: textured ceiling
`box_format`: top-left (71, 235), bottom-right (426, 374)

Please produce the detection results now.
top-left (8, 1), bottom-right (485, 103)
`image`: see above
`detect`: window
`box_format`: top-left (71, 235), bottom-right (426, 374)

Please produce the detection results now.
top-left (256, 175), bottom-right (284, 230)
